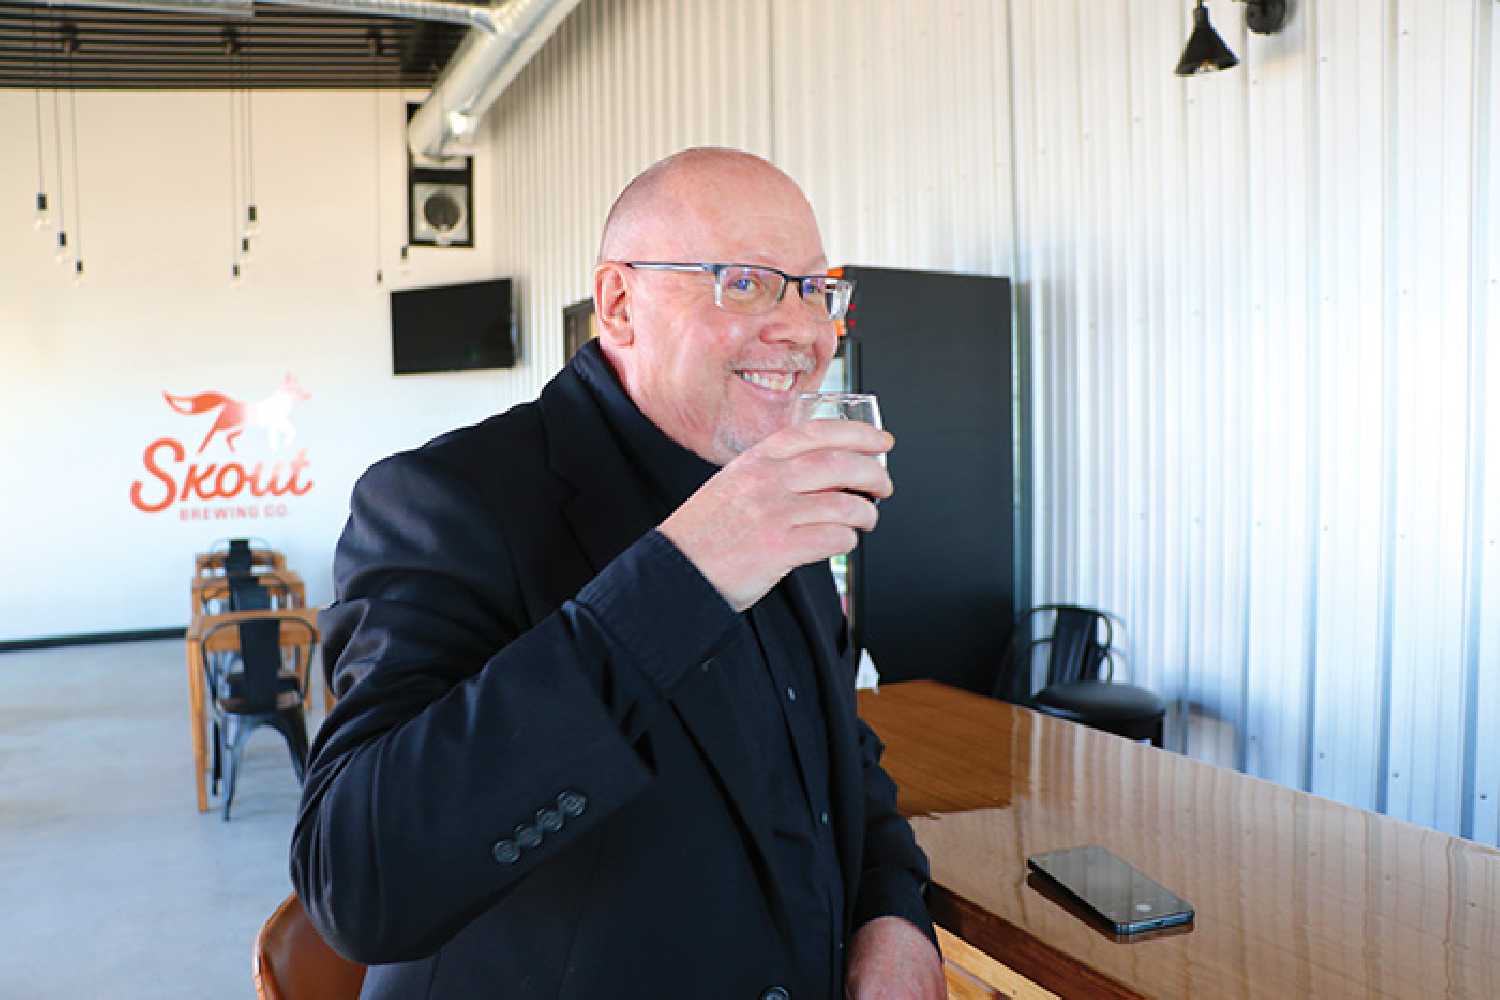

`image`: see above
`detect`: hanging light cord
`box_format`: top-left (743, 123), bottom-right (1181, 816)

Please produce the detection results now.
top-left (51, 27), bottom-right (67, 246)
top-left (68, 43), bottom-right (82, 267)
top-left (373, 84), bottom-right (383, 279)
top-left (229, 42), bottom-right (240, 273)
top-left (372, 31), bottom-right (383, 281)
top-left (394, 35), bottom-right (410, 266)
top-left (244, 47), bottom-right (255, 224)
top-left (31, 13), bottom-right (45, 197)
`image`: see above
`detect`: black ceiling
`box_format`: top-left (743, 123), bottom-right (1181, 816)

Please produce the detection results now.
top-left (0, 2), bottom-right (479, 89)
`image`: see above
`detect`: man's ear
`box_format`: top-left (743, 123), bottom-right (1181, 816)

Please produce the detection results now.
top-left (593, 264), bottom-right (633, 347)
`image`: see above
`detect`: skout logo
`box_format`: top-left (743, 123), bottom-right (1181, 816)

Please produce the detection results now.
top-left (130, 374), bottom-right (314, 518)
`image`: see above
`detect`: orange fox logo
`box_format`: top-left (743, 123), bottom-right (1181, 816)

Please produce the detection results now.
top-left (162, 373), bottom-right (311, 454)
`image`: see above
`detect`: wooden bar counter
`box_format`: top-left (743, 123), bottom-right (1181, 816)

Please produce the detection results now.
top-left (857, 680), bottom-right (1500, 1000)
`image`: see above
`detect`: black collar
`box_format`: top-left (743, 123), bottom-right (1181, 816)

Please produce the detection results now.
top-left (571, 339), bottom-right (718, 513)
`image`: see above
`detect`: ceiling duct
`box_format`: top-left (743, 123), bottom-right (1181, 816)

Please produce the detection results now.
top-left (399, 0), bottom-right (583, 159)
top-left (255, 0), bottom-right (584, 158)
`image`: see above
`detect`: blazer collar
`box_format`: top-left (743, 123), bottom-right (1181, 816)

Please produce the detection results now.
top-left (539, 347), bottom-right (663, 571)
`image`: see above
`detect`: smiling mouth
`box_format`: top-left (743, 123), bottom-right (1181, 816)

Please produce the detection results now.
top-left (736, 370), bottom-right (799, 392)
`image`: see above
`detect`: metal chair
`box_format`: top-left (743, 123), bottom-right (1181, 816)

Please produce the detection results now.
top-left (252, 669), bottom-right (365, 1000)
top-left (210, 535), bottom-right (274, 557)
top-left (991, 605), bottom-right (1166, 746)
top-left (201, 611), bottom-right (314, 820)
top-left (196, 540), bottom-right (287, 577)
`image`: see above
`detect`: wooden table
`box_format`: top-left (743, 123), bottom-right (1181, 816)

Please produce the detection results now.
top-left (857, 680), bottom-right (1500, 1000)
top-left (189, 569), bottom-right (306, 619)
top-left (185, 607), bottom-right (321, 813)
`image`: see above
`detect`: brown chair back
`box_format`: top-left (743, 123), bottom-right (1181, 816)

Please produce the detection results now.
top-left (195, 570), bottom-right (305, 618)
top-left (197, 548), bottom-right (288, 576)
top-left (253, 893), bottom-right (367, 1000)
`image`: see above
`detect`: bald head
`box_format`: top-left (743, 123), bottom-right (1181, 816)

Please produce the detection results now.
top-left (596, 147), bottom-right (817, 264)
top-left (590, 146), bottom-right (835, 466)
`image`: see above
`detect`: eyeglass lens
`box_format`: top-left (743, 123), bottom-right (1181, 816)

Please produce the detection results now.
top-left (715, 265), bottom-right (850, 321)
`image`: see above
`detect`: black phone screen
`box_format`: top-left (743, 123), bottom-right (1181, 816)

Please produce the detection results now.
top-left (1026, 845), bottom-right (1195, 934)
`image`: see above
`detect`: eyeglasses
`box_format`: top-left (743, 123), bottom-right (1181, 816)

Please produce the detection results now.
top-left (619, 262), bottom-right (856, 322)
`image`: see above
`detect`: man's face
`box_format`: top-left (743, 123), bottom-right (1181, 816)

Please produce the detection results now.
top-left (612, 172), bottom-right (838, 466)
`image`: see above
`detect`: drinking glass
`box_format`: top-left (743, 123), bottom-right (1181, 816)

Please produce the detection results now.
top-left (792, 393), bottom-right (884, 641)
top-left (791, 392), bottom-right (885, 467)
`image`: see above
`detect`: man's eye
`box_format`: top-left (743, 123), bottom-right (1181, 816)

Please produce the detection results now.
top-left (725, 271), bottom-right (766, 295)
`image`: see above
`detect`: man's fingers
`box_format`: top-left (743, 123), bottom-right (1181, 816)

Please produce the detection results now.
top-left (757, 419), bottom-right (893, 461)
top-left (787, 522), bottom-right (861, 561)
top-left (664, 419), bottom-right (894, 611)
top-left (783, 450), bottom-right (893, 501)
top-left (795, 489), bottom-right (880, 533)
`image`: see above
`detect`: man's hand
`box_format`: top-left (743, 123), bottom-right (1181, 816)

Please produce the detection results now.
top-left (659, 419), bottom-right (893, 612)
top-left (844, 916), bottom-right (945, 1000)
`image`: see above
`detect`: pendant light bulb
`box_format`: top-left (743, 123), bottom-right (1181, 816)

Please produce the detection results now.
top-left (54, 229), bottom-right (69, 263)
top-left (245, 203), bottom-right (260, 236)
top-left (34, 192), bottom-right (51, 231)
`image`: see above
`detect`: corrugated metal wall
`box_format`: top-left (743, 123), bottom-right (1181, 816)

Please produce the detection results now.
top-left (483, 0), bottom-right (1500, 845)
top-left (1013, 0), bottom-right (1500, 844)
top-left (485, 0), bottom-right (772, 395)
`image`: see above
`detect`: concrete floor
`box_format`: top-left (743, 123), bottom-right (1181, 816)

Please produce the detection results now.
top-left (0, 639), bottom-right (325, 999)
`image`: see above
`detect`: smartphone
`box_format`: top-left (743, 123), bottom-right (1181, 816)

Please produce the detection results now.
top-left (1026, 845), bottom-right (1195, 935)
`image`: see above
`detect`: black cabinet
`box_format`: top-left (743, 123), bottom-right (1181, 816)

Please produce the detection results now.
top-left (839, 267), bottom-right (1019, 693)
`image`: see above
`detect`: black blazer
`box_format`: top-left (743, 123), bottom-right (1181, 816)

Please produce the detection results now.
top-left (292, 351), bottom-right (933, 999)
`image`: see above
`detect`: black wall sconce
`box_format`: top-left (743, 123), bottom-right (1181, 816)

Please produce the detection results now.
top-left (1175, 0), bottom-right (1289, 77)
top-left (1243, 0), bottom-right (1290, 35)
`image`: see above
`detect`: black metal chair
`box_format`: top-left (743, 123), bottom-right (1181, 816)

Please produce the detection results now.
top-left (201, 611), bottom-right (313, 821)
top-left (229, 575), bottom-right (273, 612)
top-left (199, 537), bottom-right (284, 578)
top-left (211, 536), bottom-right (273, 558)
top-left (207, 577), bottom-right (275, 791)
top-left (992, 605), bottom-right (1166, 747)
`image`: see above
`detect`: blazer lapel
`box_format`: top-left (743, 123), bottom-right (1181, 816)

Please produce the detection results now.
top-left (665, 644), bottom-right (797, 944)
top-left (539, 370), bottom-right (661, 580)
top-left (538, 365), bottom-right (793, 938)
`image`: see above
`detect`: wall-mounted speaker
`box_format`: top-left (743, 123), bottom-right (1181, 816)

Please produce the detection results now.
top-left (407, 102), bottom-right (475, 249)
top-left (411, 180), bottom-right (471, 245)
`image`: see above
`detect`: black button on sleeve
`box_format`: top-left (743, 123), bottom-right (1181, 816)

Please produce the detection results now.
top-left (535, 807), bottom-right (563, 833)
top-left (492, 840), bottom-right (520, 865)
top-left (515, 823), bottom-right (543, 849)
top-left (760, 988), bottom-right (790, 1000)
top-left (557, 790), bottom-right (588, 817)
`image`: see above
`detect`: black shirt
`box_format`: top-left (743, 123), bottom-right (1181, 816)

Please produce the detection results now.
top-left (575, 344), bottom-right (846, 998)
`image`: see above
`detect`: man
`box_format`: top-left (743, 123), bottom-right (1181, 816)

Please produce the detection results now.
top-left (292, 147), bottom-right (944, 999)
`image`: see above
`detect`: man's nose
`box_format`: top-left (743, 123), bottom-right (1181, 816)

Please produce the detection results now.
top-left (760, 288), bottom-right (823, 344)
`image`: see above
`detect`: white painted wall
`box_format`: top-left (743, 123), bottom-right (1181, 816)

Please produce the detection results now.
top-left (0, 89), bottom-right (527, 640)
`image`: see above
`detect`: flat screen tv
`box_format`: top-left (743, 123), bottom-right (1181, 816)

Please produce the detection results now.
top-left (390, 277), bottom-right (516, 374)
